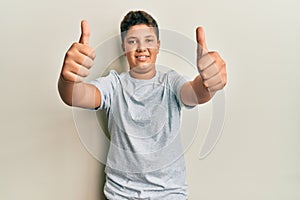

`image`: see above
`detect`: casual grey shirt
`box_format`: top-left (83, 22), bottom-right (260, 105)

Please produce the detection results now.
top-left (90, 69), bottom-right (189, 200)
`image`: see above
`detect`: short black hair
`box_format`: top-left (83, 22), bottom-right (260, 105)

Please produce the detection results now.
top-left (120, 10), bottom-right (159, 43)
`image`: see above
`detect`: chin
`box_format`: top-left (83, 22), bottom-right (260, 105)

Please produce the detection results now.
top-left (131, 63), bottom-right (155, 73)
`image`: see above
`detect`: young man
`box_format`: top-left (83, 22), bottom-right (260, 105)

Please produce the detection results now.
top-left (58, 10), bottom-right (226, 200)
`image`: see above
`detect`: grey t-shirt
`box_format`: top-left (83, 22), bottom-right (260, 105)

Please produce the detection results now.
top-left (91, 70), bottom-right (189, 200)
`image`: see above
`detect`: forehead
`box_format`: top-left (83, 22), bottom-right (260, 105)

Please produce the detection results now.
top-left (125, 24), bottom-right (157, 38)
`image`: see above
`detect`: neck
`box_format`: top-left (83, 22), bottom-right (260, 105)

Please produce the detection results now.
top-left (129, 65), bottom-right (156, 80)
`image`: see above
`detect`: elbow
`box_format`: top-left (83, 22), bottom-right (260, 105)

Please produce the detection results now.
top-left (57, 80), bottom-right (73, 107)
top-left (61, 97), bottom-right (73, 107)
top-left (58, 89), bottom-right (73, 107)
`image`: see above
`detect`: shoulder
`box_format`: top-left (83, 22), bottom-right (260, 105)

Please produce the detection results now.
top-left (158, 70), bottom-right (186, 84)
top-left (159, 70), bottom-right (184, 79)
top-left (106, 69), bottom-right (121, 79)
top-left (100, 70), bottom-right (126, 82)
top-left (90, 70), bottom-right (124, 89)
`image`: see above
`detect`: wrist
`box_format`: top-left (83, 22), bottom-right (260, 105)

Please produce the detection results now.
top-left (192, 75), bottom-right (212, 104)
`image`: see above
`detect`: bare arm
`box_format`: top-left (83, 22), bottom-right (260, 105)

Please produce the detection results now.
top-left (57, 20), bottom-right (101, 109)
top-left (181, 27), bottom-right (227, 106)
top-left (181, 75), bottom-right (212, 106)
top-left (58, 76), bottom-right (100, 109)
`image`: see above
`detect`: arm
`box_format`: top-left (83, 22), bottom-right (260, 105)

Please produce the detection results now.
top-left (58, 76), bottom-right (100, 109)
top-left (181, 75), bottom-right (212, 106)
top-left (57, 20), bottom-right (101, 109)
top-left (181, 27), bottom-right (227, 106)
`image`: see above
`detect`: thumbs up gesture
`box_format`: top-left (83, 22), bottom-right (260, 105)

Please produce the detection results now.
top-left (61, 20), bottom-right (96, 82)
top-left (196, 27), bottom-right (227, 94)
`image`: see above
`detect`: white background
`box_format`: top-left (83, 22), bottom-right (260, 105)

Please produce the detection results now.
top-left (1, 0), bottom-right (299, 199)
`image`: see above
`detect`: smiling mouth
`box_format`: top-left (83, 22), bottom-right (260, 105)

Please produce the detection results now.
top-left (135, 55), bottom-right (150, 61)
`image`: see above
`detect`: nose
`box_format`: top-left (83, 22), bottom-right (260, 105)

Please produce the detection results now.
top-left (136, 41), bottom-right (146, 52)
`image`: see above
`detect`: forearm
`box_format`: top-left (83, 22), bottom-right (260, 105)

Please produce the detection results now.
top-left (58, 75), bottom-right (80, 106)
top-left (191, 75), bottom-right (215, 103)
top-left (58, 75), bottom-right (100, 108)
top-left (181, 75), bottom-right (214, 106)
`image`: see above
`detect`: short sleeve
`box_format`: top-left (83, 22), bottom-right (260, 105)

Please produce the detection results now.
top-left (167, 70), bottom-right (195, 109)
top-left (89, 70), bottom-right (120, 110)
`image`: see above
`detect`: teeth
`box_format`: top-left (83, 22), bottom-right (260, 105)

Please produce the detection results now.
top-left (137, 55), bottom-right (147, 61)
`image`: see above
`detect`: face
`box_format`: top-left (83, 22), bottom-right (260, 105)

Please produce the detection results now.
top-left (122, 24), bottom-right (160, 73)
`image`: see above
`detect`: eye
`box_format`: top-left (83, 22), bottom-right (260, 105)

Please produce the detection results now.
top-left (128, 39), bottom-right (137, 44)
top-left (146, 39), bottom-right (153, 43)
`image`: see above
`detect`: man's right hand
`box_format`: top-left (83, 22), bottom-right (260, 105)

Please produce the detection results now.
top-left (58, 20), bottom-right (101, 109)
top-left (61, 20), bottom-right (96, 82)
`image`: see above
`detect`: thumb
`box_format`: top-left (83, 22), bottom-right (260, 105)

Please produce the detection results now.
top-left (196, 27), bottom-right (208, 56)
top-left (79, 20), bottom-right (90, 45)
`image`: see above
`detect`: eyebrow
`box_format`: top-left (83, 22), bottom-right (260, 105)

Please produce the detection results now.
top-left (126, 36), bottom-right (137, 40)
top-left (145, 35), bottom-right (155, 38)
top-left (126, 35), bottom-right (155, 40)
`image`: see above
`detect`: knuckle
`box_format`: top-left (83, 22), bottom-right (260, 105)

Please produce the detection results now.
top-left (72, 42), bottom-right (80, 48)
top-left (70, 42), bottom-right (78, 50)
top-left (79, 67), bottom-right (89, 77)
top-left (197, 64), bottom-right (203, 71)
top-left (66, 49), bottom-right (75, 58)
top-left (203, 80), bottom-right (209, 88)
top-left (85, 69), bottom-right (90, 76)
top-left (88, 60), bottom-right (94, 68)
top-left (210, 51), bottom-right (219, 56)
top-left (66, 50), bottom-right (72, 57)
top-left (81, 56), bottom-right (90, 66)
top-left (222, 60), bottom-right (226, 66)
top-left (201, 72), bottom-right (207, 80)
top-left (219, 60), bottom-right (226, 68)
top-left (223, 75), bottom-right (227, 86)
top-left (63, 60), bottom-right (71, 69)
top-left (78, 55), bottom-right (85, 65)
top-left (209, 51), bottom-right (220, 61)
top-left (61, 70), bottom-right (68, 78)
top-left (61, 71), bottom-right (72, 82)
top-left (83, 32), bottom-right (90, 38)
top-left (86, 47), bottom-right (95, 57)
top-left (91, 50), bottom-right (96, 59)
top-left (63, 59), bottom-right (75, 70)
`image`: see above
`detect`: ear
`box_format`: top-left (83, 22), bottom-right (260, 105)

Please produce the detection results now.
top-left (121, 43), bottom-right (126, 56)
top-left (157, 40), bottom-right (160, 53)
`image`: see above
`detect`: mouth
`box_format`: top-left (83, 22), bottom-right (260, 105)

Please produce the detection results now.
top-left (135, 55), bottom-right (150, 61)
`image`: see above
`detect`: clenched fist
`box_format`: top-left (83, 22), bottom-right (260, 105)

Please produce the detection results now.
top-left (181, 27), bottom-right (227, 105)
top-left (61, 20), bottom-right (96, 82)
top-left (58, 20), bottom-right (101, 108)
